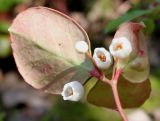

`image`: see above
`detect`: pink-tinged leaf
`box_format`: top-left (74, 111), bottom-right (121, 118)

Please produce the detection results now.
top-left (87, 75), bottom-right (151, 109)
top-left (114, 22), bottom-right (145, 57)
top-left (114, 22), bottom-right (149, 83)
top-left (9, 7), bottom-right (93, 94)
top-left (123, 31), bottom-right (149, 83)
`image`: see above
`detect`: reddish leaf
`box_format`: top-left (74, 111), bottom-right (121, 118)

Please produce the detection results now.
top-left (9, 7), bottom-right (93, 94)
top-left (114, 22), bottom-right (145, 57)
top-left (87, 75), bottom-right (151, 109)
top-left (114, 22), bottom-right (150, 83)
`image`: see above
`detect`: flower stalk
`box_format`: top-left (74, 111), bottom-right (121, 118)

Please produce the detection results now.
top-left (87, 51), bottom-right (128, 121)
top-left (102, 67), bottom-right (128, 121)
top-left (111, 77), bottom-right (128, 121)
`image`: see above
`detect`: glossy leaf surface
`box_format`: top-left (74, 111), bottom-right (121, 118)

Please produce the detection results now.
top-left (114, 22), bottom-right (150, 83)
top-left (87, 76), bottom-right (151, 109)
top-left (9, 7), bottom-right (93, 94)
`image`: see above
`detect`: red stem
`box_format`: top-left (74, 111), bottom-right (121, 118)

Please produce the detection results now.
top-left (111, 68), bottom-right (128, 121)
top-left (86, 51), bottom-right (128, 121)
top-left (86, 51), bottom-right (100, 72)
top-left (102, 68), bottom-right (128, 121)
top-left (114, 68), bottom-right (123, 80)
top-left (112, 58), bottom-right (118, 80)
top-left (111, 80), bottom-right (128, 121)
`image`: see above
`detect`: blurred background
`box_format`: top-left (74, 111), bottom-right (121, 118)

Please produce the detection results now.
top-left (0, 0), bottom-right (160, 121)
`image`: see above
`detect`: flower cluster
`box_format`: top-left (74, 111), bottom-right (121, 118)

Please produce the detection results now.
top-left (61, 37), bottom-right (133, 101)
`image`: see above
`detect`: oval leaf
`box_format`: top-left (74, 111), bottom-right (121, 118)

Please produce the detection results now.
top-left (114, 22), bottom-right (150, 83)
top-left (9, 7), bottom-right (93, 94)
top-left (87, 76), bottom-right (151, 109)
top-left (114, 22), bottom-right (145, 58)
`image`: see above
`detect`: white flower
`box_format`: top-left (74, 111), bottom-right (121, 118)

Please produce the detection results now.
top-left (75, 41), bottom-right (89, 53)
top-left (93, 47), bottom-right (112, 69)
top-left (61, 81), bottom-right (84, 101)
top-left (109, 37), bottom-right (132, 59)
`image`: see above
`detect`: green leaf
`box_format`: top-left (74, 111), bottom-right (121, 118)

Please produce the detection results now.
top-left (0, 36), bottom-right (11, 58)
top-left (104, 6), bottom-right (160, 34)
top-left (9, 7), bottom-right (93, 94)
top-left (141, 18), bottom-right (155, 34)
top-left (0, 112), bottom-right (5, 121)
top-left (0, 0), bottom-right (22, 12)
top-left (0, 21), bottom-right (10, 33)
top-left (87, 75), bottom-right (151, 109)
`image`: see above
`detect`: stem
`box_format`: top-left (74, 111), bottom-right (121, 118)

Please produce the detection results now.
top-left (86, 50), bottom-right (128, 121)
top-left (101, 74), bottom-right (111, 85)
top-left (86, 51), bottom-right (102, 74)
top-left (101, 69), bottom-right (128, 121)
top-left (86, 51), bottom-right (109, 82)
top-left (111, 81), bottom-right (128, 121)
top-left (111, 69), bottom-right (128, 121)
top-left (114, 68), bottom-right (123, 81)
top-left (112, 58), bottom-right (118, 80)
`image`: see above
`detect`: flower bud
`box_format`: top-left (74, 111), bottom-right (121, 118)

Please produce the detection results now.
top-left (93, 47), bottom-right (112, 69)
top-left (61, 81), bottom-right (84, 101)
top-left (75, 41), bottom-right (88, 53)
top-left (109, 37), bottom-right (132, 59)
